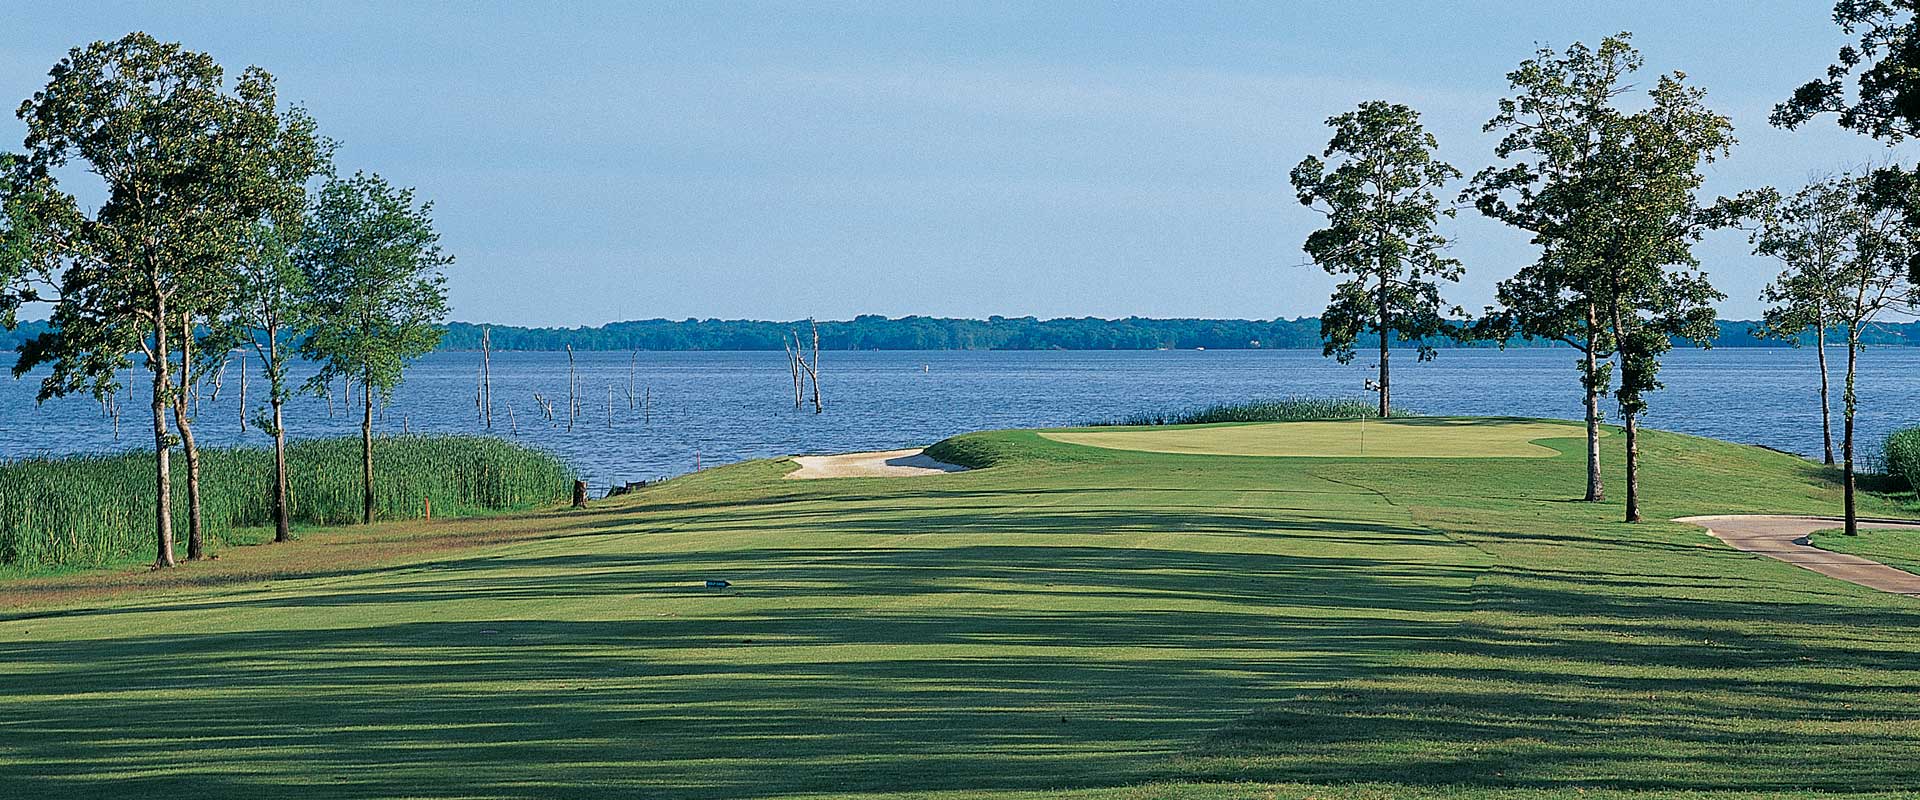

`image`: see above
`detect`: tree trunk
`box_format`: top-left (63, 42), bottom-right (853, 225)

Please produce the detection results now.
top-left (1816, 316), bottom-right (1835, 465)
top-left (1583, 306), bottom-right (1605, 502)
top-left (1377, 277), bottom-right (1391, 418)
top-left (272, 396), bottom-right (292, 542)
top-left (175, 317), bottom-right (206, 560)
top-left (150, 313), bottom-right (177, 568)
top-left (361, 378), bottom-right (375, 525)
top-left (1843, 333), bottom-right (1858, 536)
top-left (1623, 409), bottom-right (1640, 523)
top-left (810, 321), bottom-right (824, 413)
top-left (474, 326), bottom-right (483, 429)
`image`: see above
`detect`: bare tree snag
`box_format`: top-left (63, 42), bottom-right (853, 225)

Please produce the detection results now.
top-left (565, 344), bottom-right (578, 432)
top-left (480, 326), bottom-right (493, 430)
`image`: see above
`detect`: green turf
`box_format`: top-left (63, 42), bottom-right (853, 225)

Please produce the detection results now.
top-left (1, 417), bottom-right (1916, 799)
top-left (1812, 527), bottom-right (1920, 575)
top-left (1040, 417), bottom-right (1591, 458)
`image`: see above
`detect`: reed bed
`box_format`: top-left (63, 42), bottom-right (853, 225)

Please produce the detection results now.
top-left (0, 435), bottom-right (575, 568)
top-left (1089, 396), bottom-right (1404, 427)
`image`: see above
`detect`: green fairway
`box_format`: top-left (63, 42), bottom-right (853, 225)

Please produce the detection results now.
top-left (2, 418), bottom-right (1918, 799)
top-left (1041, 417), bottom-right (1588, 458)
top-left (1814, 527), bottom-right (1920, 575)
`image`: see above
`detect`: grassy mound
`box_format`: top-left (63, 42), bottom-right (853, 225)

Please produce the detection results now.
top-left (1041, 417), bottom-right (1587, 458)
top-left (1, 418), bottom-right (1915, 799)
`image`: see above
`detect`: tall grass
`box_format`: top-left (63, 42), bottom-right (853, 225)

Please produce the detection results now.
top-left (1884, 426), bottom-right (1920, 491)
top-left (1089, 396), bottom-right (1406, 427)
top-left (0, 435), bottom-right (575, 569)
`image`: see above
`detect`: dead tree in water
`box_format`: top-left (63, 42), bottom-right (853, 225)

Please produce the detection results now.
top-left (208, 357), bottom-right (227, 401)
top-left (565, 344), bottom-right (578, 431)
top-left (800, 319), bottom-right (823, 413)
top-left (506, 401), bottom-right (518, 434)
top-left (785, 334), bottom-right (803, 408)
top-left (533, 393), bottom-right (556, 422)
top-left (478, 326), bottom-right (493, 430)
top-left (628, 350), bottom-right (638, 410)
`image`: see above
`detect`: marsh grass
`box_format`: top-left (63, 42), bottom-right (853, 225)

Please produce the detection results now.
top-left (1090, 396), bottom-right (1405, 427)
top-left (0, 435), bottom-right (574, 568)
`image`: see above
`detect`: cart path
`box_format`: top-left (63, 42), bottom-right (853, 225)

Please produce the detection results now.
top-left (1677, 515), bottom-right (1920, 596)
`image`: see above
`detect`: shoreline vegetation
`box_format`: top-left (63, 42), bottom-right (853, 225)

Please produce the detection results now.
top-left (13, 316), bottom-right (1916, 355)
top-left (0, 434), bottom-right (574, 571)
top-left (435, 316), bottom-right (1920, 352)
top-left (1087, 397), bottom-right (1394, 427)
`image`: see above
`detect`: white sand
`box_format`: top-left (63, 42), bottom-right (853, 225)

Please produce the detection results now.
top-left (784, 448), bottom-right (968, 479)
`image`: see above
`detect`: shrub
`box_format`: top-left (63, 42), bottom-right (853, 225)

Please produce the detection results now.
top-left (0, 435), bottom-right (575, 568)
top-left (1884, 426), bottom-right (1920, 491)
top-left (1088, 396), bottom-right (1405, 427)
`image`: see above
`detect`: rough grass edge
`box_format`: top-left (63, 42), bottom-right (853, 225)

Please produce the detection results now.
top-left (1087, 396), bottom-right (1410, 427)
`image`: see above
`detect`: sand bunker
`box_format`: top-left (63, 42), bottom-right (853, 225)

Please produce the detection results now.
top-left (785, 448), bottom-right (969, 479)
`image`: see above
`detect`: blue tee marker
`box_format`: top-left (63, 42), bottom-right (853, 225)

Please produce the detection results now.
top-left (705, 579), bottom-right (731, 589)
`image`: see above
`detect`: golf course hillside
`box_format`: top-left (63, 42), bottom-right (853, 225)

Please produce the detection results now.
top-left (4, 417), bottom-right (1919, 800)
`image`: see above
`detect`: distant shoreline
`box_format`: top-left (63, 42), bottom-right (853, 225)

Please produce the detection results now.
top-left (8, 315), bottom-right (1918, 353)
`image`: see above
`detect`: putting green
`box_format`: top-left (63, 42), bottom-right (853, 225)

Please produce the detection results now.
top-left (1040, 417), bottom-right (1588, 458)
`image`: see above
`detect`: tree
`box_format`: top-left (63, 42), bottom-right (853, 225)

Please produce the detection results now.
top-left (0, 155), bottom-right (67, 328)
top-left (1580, 76), bottom-right (1735, 522)
top-left (206, 106), bottom-right (329, 543)
top-left (1835, 172), bottom-right (1918, 535)
top-left (299, 172), bottom-right (451, 525)
top-left (1745, 176), bottom-right (1862, 466)
top-left (1466, 34), bottom-right (1642, 502)
top-left (1774, 0), bottom-right (1920, 142)
top-left (1776, 1), bottom-right (1920, 533)
top-left (5, 34), bottom-right (287, 567)
top-left (1291, 101), bottom-right (1464, 416)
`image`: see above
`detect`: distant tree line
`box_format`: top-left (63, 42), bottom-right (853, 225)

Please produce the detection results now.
top-left (419, 316), bottom-right (1920, 352)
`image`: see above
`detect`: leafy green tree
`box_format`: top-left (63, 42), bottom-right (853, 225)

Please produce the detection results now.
top-left (1466, 34), bottom-right (1643, 502)
top-left (0, 155), bottom-right (70, 328)
top-left (1777, 1), bottom-right (1920, 534)
top-left (1745, 175), bottom-right (1862, 466)
top-left (1580, 77), bottom-right (1735, 522)
top-left (1290, 101), bottom-right (1464, 417)
top-left (5, 34), bottom-right (288, 567)
top-left (299, 172), bottom-right (452, 524)
top-left (204, 102), bottom-right (329, 543)
top-left (1775, 1), bottom-right (1920, 143)
top-left (1831, 172), bottom-right (1919, 534)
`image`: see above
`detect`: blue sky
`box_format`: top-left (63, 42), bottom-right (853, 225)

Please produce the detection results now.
top-left (0, 2), bottom-right (1902, 325)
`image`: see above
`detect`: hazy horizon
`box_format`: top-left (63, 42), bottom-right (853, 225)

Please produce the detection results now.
top-left (3, 3), bottom-right (1908, 327)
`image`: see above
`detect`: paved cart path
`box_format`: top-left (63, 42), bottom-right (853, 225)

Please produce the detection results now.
top-left (1678, 514), bottom-right (1920, 596)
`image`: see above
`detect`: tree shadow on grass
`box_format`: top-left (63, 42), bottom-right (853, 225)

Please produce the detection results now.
top-left (0, 484), bottom-right (1480, 799)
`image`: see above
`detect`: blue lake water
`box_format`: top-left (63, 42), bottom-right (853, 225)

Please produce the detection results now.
top-left (2, 347), bottom-right (1916, 490)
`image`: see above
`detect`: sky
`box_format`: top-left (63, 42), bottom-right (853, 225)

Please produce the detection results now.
top-left (0, 2), bottom-right (1905, 326)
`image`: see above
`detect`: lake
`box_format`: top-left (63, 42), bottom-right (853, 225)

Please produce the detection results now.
top-left (2, 347), bottom-right (1915, 491)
